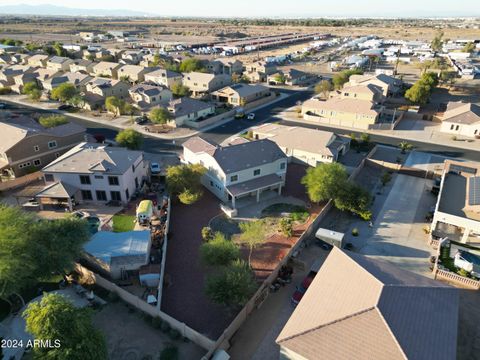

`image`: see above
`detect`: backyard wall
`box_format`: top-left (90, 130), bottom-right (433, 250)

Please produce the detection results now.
top-left (0, 171), bottom-right (43, 192)
top-left (157, 197), bottom-right (171, 308)
top-left (75, 263), bottom-right (215, 352)
top-left (434, 268), bottom-right (480, 290)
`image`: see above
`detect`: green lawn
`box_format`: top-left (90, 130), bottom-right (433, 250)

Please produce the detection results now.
top-left (112, 215), bottom-right (136, 232)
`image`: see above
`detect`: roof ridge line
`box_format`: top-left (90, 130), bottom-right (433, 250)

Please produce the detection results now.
top-left (374, 306), bottom-right (408, 360)
top-left (277, 306), bottom-right (376, 344)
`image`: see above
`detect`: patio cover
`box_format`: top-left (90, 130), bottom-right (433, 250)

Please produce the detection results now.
top-left (226, 174), bottom-right (283, 197)
top-left (35, 181), bottom-right (78, 199)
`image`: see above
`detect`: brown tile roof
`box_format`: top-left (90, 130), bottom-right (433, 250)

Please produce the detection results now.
top-left (443, 102), bottom-right (480, 125)
top-left (182, 136), bottom-right (217, 155)
top-left (303, 97), bottom-right (380, 117)
top-left (277, 248), bottom-right (459, 360)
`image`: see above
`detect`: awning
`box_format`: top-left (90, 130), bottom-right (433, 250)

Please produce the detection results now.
top-left (226, 173), bottom-right (283, 197)
top-left (35, 182), bottom-right (78, 199)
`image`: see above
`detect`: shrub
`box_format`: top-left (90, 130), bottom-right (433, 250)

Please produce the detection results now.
top-left (279, 217), bottom-right (293, 237)
top-left (160, 321), bottom-right (171, 333)
top-left (0, 86), bottom-right (12, 95)
top-left (151, 316), bottom-right (163, 329)
top-left (39, 115), bottom-right (68, 128)
top-left (458, 268), bottom-right (469, 277)
top-left (107, 292), bottom-right (119, 303)
top-left (168, 328), bottom-right (182, 341)
top-left (200, 232), bottom-right (240, 266)
top-left (201, 226), bottom-right (213, 242)
top-left (351, 228), bottom-right (359, 236)
top-left (159, 344), bottom-right (178, 360)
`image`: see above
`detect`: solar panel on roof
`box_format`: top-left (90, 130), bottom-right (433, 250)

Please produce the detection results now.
top-left (468, 176), bottom-right (480, 206)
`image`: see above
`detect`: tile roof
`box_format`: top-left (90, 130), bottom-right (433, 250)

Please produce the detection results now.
top-left (167, 97), bottom-right (214, 118)
top-left (227, 173), bottom-right (283, 196)
top-left (277, 247), bottom-right (458, 360)
top-left (303, 97), bottom-right (380, 117)
top-left (443, 102), bottom-right (480, 125)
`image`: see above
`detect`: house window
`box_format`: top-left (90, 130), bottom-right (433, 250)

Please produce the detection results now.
top-left (108, 176), bottom-right (119, 186)
top-left (110, 191), bottom-right (121, 201)
top-left (33, 159), bottom-right (41, 166)
top-left (210, 181), bottom-right (214, 187)
top-left (48, 140), bottom-right (57, 149)
top-left (55, 152), bottom-right (61, 158)
top-left (230, 175), bottom-right (238, 182)
top-left (280, 162), bottom-right (286, 170)
top-left (450, 124), bottom-right (455, 130)
top-left (34, 145), bottom-right (40, 152)
top-left (125, 189), bottom-right (130, 200)
top-left (79, 175), bottom-right (91, 185)
top-left (456, 125), bottom-right (460, 131)
top-left (44, 174), bottom-right (54, 182)
top-left (132, 164), bottom-right (135, 173)
top-left (253, 169), bottom-right (261, 176)
top-left (475, 130), bottom-right (478, 135)
top-left (135, 177), bottom-right (139, 188)
top-left (81, 190), bottom-right (93, 201)
top-left (96, 190), bottom-right (107, 201)
top-left (94, 175), bottom-right (104, 179)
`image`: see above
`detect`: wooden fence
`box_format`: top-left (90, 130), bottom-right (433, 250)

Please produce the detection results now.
top-left (434, 268), bottom-right (480, 290)
top-left (0, 171), bottom-right (42, 192)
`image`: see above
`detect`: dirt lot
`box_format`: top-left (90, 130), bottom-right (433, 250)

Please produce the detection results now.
top-left (93, 302), bottom-right (206, 360)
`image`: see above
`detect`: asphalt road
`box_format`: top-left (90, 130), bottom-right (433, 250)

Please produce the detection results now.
top-left (3, 90), bottom-right (480, 161)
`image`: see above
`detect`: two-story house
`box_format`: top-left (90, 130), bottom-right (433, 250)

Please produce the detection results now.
top-left (183, 136), bottom-right (287, 208)
top-left (117, 64), bottom-right (150, 83)
top-left (46, 56), bottom-right (75, 72)
top-left (0, 116), bottom-right (86, 177)
top-left (129, 83), bottom-right (172, 109)
top-left (244, 61), bottom-right (277, 82)
top-left (42, 72), bottom-right (93, 92)
top-left (167, 97), bottom-right (215, 127)
top-left (144, 68), bottom-right (182, 89)
top-left (181, 72), bottom-right (232, 97)
top-left (91, 61), bottom-right (122, 79)
top-left (207, 58), bottom-right (243, 75)
top-left (69, 59), bottom-right (95, 74)
top-left (211, 83), bottom-right (270, 106)
top-left (27, 54), bottom-right (49, 68)
top-left (41, 142), bottom-right (148, 205)
top-left (85, 78), bottom-right (131, 100)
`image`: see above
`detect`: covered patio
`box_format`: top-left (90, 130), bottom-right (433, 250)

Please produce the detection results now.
top-left (226, 174), bottom-right (284, 209)
top-left (34, 182), bottom-right (79, 211)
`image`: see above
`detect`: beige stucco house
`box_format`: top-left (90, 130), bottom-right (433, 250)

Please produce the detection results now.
top-left (439, 102), bottom-right (480, 138)
top-left (144, 68), bottom-right (182, 89)
top-left (91, 61), bottom-right (122, 79)
top-left (167, 97), bottom-right (215, 127)
top-left (181, 72), bottom-right (231, 97)
top-left (117, 64), bottom-right (150, 83)
top-left (211, 83), bottom-right (270, 106)
top-left (46, 56), bottom-right (75, 72)
top-left (129, 83), bottom-right (172, 109)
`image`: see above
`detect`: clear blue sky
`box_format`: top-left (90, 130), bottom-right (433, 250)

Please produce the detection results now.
top-left (2, 0), bottom-right (479, 17)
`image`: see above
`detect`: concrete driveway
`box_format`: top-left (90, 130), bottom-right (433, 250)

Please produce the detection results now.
top-left (356, 173), bottom-right (436, 277)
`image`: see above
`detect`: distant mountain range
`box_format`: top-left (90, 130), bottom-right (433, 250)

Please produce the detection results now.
top-left (0, 4), bottom-right (156, 17)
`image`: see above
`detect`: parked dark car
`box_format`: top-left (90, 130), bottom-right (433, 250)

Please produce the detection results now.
top-left (135, 115), bottom-right (148, 125)
top-left (57, 104), bottom-right (73, 111)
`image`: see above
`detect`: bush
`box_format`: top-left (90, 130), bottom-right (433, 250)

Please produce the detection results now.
top-left (351, 228), bottom-right (359, 236)
top-left (151, 316), bottom-right (163, 329)
top-left (159, 344), bottom-right (178, 360)
top-left (458, 268), bottom-right (469, 277)
top-left (201, 226), bottom-right (213, 242)
top-left (200, 232), bottom-right (240, 266)
top-left (168, 328), bottom-right (181, 341)
top-left (279, 217), bottom-right (293, 237)
top-left (0, 86), bottom-right (12, 95)
top-left (107, 292), bottom-right (119, 303)
top-left (160, 321), bottom-right (171, 333)
top-left (39, 114), bottom-right (68, 128)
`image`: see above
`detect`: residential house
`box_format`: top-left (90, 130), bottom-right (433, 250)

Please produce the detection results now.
top-left (183, 136), bottom-right (287, 208)
top-left (211, 83), bottom-right (270, 106)
top-left (35, 68), bottom-right (63, 90)
top-left (301, 96), bottom-right (383, 130)
top-left (181, 72), bottom-right (232, 97)
top-left (0, 116), bottom-right (85, 177)
top-left (276, 247), bottom-right (458, 360)
top-left (85, 78), bottom-right (131, 100)
top-left (0, 65), bottom-right (33, 87)
top-left (244, 61), bottom-right (277, 82)
top-left (41, 142), bottom-right (148, 205)
top-left (439, 102), bottom-right (480, 138)
top-left (268, 68), bottom-right (312, 86)
top-left (431, 160), bottom-right (480, 244)
top-left (129, 83), bottom-right (173, 109)
top-left (144, 68), bottom-right (182, 89)
top-left (42, 72), bottom-right (92, 92)
top-left (46, 56), bottom-right (75, 72)
top-left (208, 58), bottom-right (243, 75)
top-left (11, 72), bottom-right (39, 93)
top-left (251, 123), bottom-right (350, 166)
top-left (346, 73), bottom-right (402, 97)
top-left (335, 83), bottom-right (384, 103)
top-left (120, 50), bottom-right (144, 65)
top-left (117, 64), bottom-right (149, 83)
top-left (10, 54), bottom-right (31, 65)
top-left (27, 54), bottom-right (49, 68)
top-left (69, 59), bottom-right (95, 74)
top-left (83, 231), bottom-right (151, 279)
top-left (167, 97), bottom-right (215, 127)
top-left (91, 61), bottom-right (122, 79)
